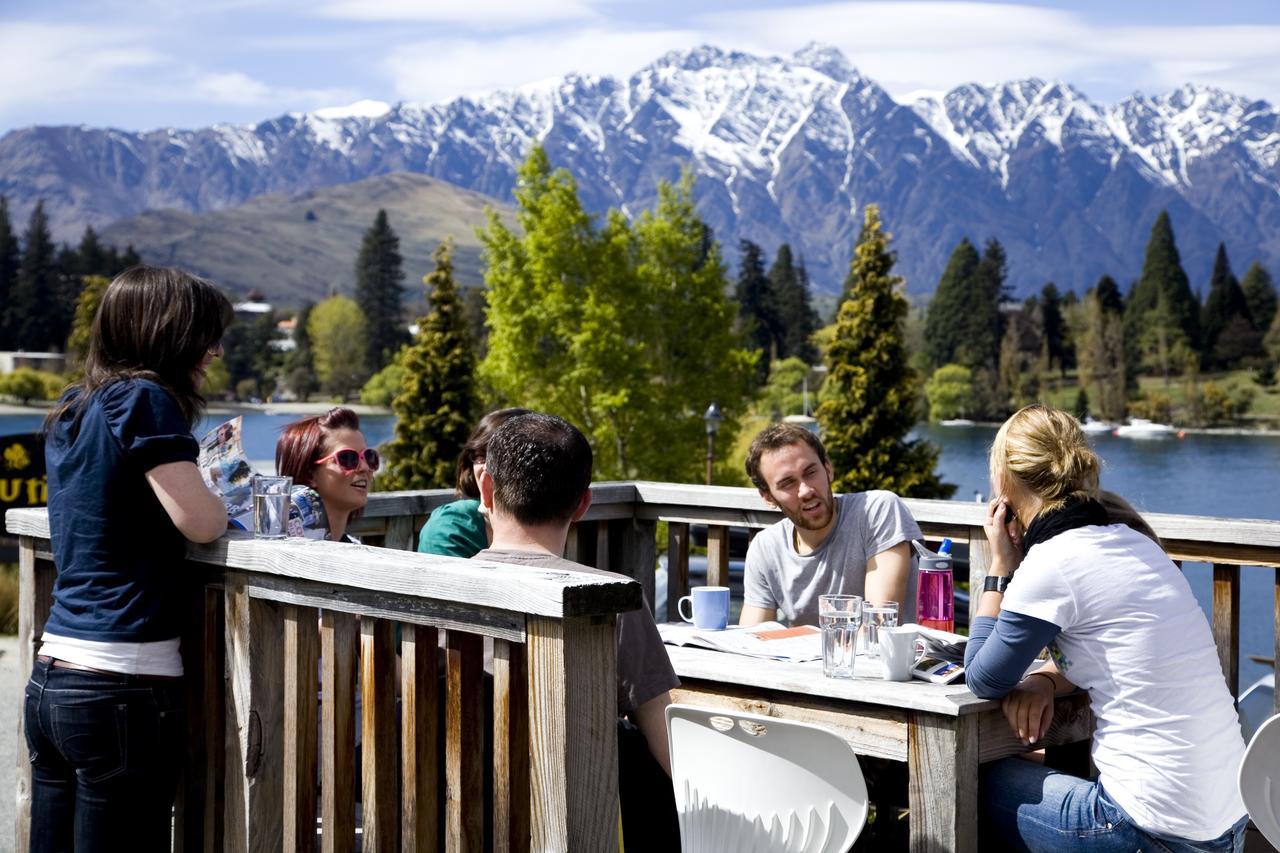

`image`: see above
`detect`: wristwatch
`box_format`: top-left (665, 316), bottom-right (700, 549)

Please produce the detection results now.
top-left (983, 574), bottom-right (1012, 594)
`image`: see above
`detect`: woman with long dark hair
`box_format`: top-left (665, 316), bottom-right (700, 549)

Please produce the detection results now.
top-left (965, 405), bottom-right (1247, 852)
top-left (27, 266), bottom-right (232, 851)
top-left (275, 406), bottom-right (377, 543)
top-left (417, 407), bottom-right (531, 557)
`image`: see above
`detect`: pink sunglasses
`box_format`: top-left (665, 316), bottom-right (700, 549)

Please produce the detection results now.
top-left (315, 447), bottom-right (380, 472)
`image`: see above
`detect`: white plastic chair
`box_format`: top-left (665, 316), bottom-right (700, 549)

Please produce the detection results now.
top-left (1239, 712), bottom-right (1280, 850)
top-left (665, 704), bottom-right (868, 853)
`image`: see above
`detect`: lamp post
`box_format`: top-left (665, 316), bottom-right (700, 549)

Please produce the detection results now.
top-left (703, 402), bottom-right (722, 485)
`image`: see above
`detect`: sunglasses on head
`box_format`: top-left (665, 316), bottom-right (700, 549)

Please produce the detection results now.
top-left (315, 447), bottom-right (380, 472)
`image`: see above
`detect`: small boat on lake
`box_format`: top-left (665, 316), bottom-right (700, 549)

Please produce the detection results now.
top-left (938, 418), bottom-right (975, 427)
top-left (1114, 418), bottom-right (1178, 438)
top-left (1080, 417), bottom-right (1117, 434)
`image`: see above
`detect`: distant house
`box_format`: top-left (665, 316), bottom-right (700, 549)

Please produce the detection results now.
top-left (272, 317), bottom-right (297, 352)
top-left (233, 289), bottom-right (273, 320)
top-left (0, 352), bottom-right (66, 374)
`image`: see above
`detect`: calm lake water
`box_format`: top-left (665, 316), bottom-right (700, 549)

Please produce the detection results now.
top-left (4, 412), bottom-right (1276, 687)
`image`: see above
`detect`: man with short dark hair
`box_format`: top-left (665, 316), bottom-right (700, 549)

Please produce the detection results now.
top-left (740, 422), bottom-right (922, 626)
top-left (473, 413), bottom-right (680, 846)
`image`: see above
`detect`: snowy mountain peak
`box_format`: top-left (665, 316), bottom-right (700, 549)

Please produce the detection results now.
top-left (313, 99), bottom-right (392, 120)
top-left (791, 42), bottom-right (858, 80)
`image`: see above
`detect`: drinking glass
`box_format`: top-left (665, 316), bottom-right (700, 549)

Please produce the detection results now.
top-left (252, 475), bottom-right (292, 539)
top-left (862, 600), bottom-right (899, 658)
top-left (819, 594), bottom-right (862, 679)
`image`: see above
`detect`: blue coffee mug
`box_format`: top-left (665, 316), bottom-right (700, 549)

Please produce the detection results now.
top-left (678, 586), bottom-right (730, 631)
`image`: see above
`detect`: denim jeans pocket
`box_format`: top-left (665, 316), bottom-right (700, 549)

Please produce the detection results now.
top-left (51, 702), bottom-right (128, 784)
top-left (23, 684), bottom-right (42, 763)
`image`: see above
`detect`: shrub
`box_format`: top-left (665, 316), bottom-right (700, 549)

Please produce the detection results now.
top-left (0, 368), bottom-right (63, 404)
top-left (1128, 392), bottom-right (1173, 423)
top-left (359, 360), bottom-right (404, 408)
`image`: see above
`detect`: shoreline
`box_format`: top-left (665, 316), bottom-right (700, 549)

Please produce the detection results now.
top-left (0, 400), bottom-right (392, 418)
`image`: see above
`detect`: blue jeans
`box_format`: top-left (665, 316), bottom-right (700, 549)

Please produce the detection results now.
top-left (981, 757), bottom-right (1247, 852)
top-left (24, 658), bottom-right (186, 853)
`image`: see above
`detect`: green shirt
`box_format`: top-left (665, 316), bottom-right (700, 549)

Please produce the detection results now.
top-left (417, 499), bottom-right (488, 558)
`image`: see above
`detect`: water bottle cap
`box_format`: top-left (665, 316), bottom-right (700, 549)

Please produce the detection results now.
top-left (939, 538), bottom-right (953, 554)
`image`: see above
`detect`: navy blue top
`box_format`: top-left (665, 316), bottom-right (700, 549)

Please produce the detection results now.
top-left (963, 611), bottom-right (1061, 699)
top-left (43, 379), bottom-right (200, 642)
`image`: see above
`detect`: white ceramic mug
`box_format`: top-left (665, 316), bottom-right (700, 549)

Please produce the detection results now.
top-left (879, 626), bottom-right (922, 681)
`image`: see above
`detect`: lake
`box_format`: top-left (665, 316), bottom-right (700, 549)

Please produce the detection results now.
top-left (3, 411), bottom-right (1276, 687)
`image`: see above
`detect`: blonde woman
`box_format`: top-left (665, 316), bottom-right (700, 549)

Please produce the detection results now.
top-left (964, 404), bottom-right (1247, 852)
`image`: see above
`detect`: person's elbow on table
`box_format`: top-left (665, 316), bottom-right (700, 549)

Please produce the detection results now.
top-left (738, 604), bottom-right (776, 626)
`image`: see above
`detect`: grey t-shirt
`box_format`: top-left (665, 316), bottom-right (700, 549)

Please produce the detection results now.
top-left (474, 549), bottom-right (679, 716)
top-left (743, 491), bottom-right (923, 625)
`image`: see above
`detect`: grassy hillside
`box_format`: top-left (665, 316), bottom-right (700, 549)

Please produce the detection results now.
top-left (100, 172), bottom-right (515, 306)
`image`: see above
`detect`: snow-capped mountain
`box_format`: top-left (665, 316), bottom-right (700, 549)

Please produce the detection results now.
top-left (2, 43), bottom-right (1277, 296)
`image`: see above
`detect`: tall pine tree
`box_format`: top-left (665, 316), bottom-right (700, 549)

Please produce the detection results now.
top-left (1240, 261), bottom-right (1276, 339)
top-left (967, 238), bottom-right (1008, 372)
top-left (354, 209), bottom-right (407, 374)
top-left (380, 240), bottom-right (478, 490)
top-left (923, 238), bottom-right (981, 369)
top-left (0, 197), bottom-right (18, 349)
top-left (1077, 276), bottom-right (1129, 422)
top-left (8, 202), bottom-right (56, 351)
top-left (818, 205), bottom-right (953, 498)
top-left (1201, 243), bottom-right (1257, 369)
top-left (768, 244), bottom-right (818, 363)
top-left (1126, 211), bottom-right (1201, 376)
top-left (1038, 282), bottom-right (1069, 376)
top-left (735, 239), bottom-right (775, 378)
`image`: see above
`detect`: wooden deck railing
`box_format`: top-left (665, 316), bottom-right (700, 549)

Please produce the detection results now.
top-left (9, 481), bottom-right (1280, 851)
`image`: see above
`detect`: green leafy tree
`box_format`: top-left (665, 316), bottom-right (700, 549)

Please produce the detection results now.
top-left (924, 364), bottom-right (976, 421)
top-left (1241, 262), bottom-right (1276, 335)
top-left (0, 197), bottom-right (18, 348)
top-left (1076, 277), bottom-right (1128, 422)
top-left (1201, 243), bottom-right (1258, 369)
top-left (0, 367), bottom-right (52, 404)
top-left (924, 238), bottom-right (981, 369)
top-left (380, 240), bottom-right (478, 491)
top-left (997, 304), bottom-right (1042, 412)
top-left (757, 356), bottom-right (812, 420)
top-left (8, 202), bottom-right (57, 351)
top-left (222, 310), bottom-right (280, 399)
top-left (359, 361), bottom-right (405, 408)
top-left (1266, 305), bottom-right (1280, 362)
top-left (354, 209), bottom-right (407, 374)
top-left (284, 302), bottom-right (318, 401)
top-left (480, 150), bottom-right (754, 482)
top-left (817, 204), bottom-right (953, 498)
top-left (1126, 211), bottom-right (1201, 376)
top-left (309, 295), bottom-right (368, 399)
top-left (66, 274), bottom-right (110, 375)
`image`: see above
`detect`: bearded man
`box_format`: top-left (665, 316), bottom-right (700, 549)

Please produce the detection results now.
top-left (739, 423), bottom-right (922, 627)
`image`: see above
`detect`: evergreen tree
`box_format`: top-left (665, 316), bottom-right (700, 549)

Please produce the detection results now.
top-left (997, 304), bottom-right (1042, 412)
top-left (0, 197), bottom-right (17, 348)
top-left (381, 240), bottom-right (478, 491)
top-left (66, 274), bottom-right (110, 375)
top-left (284, 302), bottom-right (318, 401)
top-left (76, 226), bottom-right (109, 277)
top-left (1240, 262), bottom-right (1276, 338)
top-left (51, 243), bottom-right (80, 351)
top-left (354, 209), bottom-right (407, 374)
top-left (1126, 211), bottom-right (1201, 375)
top-left (1038, 282), bottom-right (1068, 376)
top-left (817, 204), bottom-right (953, 498)
top-left (924, 238), bottom-right (981, 369)
top-left (1201, 243), bottom-right (1258, 369)
top-left (309, 295), bottom-right (368, 400)
top-left (735, 239), bottom-right (775, 377)
top-left (769, 245), bottom-right (818, 363)
top-left (480, 149), bottom-right (754, 482)
top-left (8, 202), bottom-right (57, 351)
top-left (1077, 277), bottom-right (1128, 422)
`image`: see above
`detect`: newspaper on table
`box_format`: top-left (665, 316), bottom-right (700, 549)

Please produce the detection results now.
top-left (197, 417), bottom-right (255, 531)
top-left (657, 621), bottom-right (822, 663)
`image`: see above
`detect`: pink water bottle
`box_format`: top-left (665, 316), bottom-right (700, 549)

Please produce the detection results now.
top-left (914, 538), bottom-right (954, 633)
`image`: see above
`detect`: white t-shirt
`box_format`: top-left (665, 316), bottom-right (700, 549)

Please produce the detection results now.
top-left (744, 491), bottom-right (922, 625)
top-left (1002, 523), bottom-right (1247, 840)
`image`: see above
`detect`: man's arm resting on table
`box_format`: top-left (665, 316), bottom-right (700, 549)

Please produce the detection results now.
top-left (631, 691), bottom-right (673, 776)
top-left (864, 541), bottom-right (912, 607)
top-left (738, 604), bottom-right (777, 626)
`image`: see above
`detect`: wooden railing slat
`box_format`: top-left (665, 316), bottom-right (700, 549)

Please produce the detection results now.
top-left (493, 638), bottom-right (531, 853)
top-left (1212, 563), bottom-right (1241, 698)
top-left (446, 631), bottom-right (485, 853)
top-left (14, 541), bottom-right (53, 853)
top-left (283, 605), bottom-right (319, 853)
top-left (201, 586), bottom-right (227, 853)
top-left (401, 624), bottom-right (440, 853)
top-left (706, 525), bottom-right (730, 588)
top-left (320, 610), bottom-right (358, 853)
top-left (175, 582), bottom-right (225, 853)
top-left (224, 584), bottom-right (285, 853)
top-left (362, 618), bottom-right (399, 852)
top-left (967, 527), bottom-right (991, 626)
top-left (526, 614), bottom-right (619, 852)
top-left (610, 518), bottom-right (658, 616)
top-left (666, 522), bottom-right (691, 623)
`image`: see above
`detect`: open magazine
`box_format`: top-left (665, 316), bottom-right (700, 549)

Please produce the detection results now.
top-left (657, 621), bottom-right (823, 663)
top-left (198, 417), bottom-right (255, 530)
top-left (907, 623), bottom-right (968, 684)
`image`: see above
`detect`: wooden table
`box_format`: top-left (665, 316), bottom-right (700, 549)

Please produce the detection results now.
top-left (666, 646), bottom-right (1093, 853)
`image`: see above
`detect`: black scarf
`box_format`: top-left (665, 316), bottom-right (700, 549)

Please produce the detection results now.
top-left (1020, 496), bottom-right (1109, 557)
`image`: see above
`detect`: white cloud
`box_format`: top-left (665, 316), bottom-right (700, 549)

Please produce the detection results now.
top-left (384, 28), bottom-right (703, 104)
top-left (191, 71), bottom-right (360, 111)
top-left (318, 0), bottom-right (601, 26)
top-left (0, 23), bottom-right (164, 111)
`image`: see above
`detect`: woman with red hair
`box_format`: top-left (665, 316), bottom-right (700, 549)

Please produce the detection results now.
top-left (275, 407), bottom-right (378, 543)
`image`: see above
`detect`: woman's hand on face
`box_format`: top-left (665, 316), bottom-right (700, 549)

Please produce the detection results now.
top-left (1002, 675), bottom-right (1055, 746)
top-left (984, 496), bottom-right (1023, 571)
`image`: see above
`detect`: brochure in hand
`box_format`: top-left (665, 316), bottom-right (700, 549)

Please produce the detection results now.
top-left (657, 621), bottom-right (822, 663)
top-left (197, 417), bottom-right (255, 530)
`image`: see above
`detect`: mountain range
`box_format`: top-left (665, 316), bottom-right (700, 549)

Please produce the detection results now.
top-left (1, 43), bottom-right (1277, 298)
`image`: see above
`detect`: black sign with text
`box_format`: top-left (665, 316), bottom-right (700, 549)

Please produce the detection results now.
top-left (1, 433), bottom-right (47, 512)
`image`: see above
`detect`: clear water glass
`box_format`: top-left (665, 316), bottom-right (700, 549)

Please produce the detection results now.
top-left (862, 601), bottom-right (900, 658)
top-left (252, 475), bottom-right (292, 539)
top-left (819, 594), bottom-right (862, 679)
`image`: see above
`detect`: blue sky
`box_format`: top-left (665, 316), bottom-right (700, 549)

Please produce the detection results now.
top-left (3, 0), bottom-right (1278, 134)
